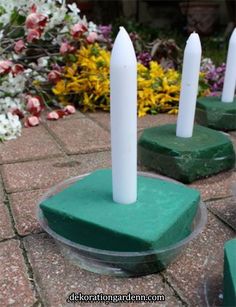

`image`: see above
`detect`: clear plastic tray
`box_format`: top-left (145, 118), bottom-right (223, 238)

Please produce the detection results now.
top-left (37, 172), bottom-right (207, 277)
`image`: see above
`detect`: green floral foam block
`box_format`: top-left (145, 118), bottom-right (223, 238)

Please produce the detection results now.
top-left (196, 96), bottom-right (236, 131)
top-left (138, 124), bottom-right (235, 183)
top-left (40, 169), bottom-right (200, 252)
top-left (223, 238), bottom-right (236, 307)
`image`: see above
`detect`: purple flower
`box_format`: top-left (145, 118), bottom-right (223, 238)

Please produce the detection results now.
top-left (98, 24), bottom-right (112, 39)
top-left (137, 52), bottom-right (152, 67)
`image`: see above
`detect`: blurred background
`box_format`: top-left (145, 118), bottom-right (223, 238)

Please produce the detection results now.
top-left (68, 0), bottom-right (236, 64)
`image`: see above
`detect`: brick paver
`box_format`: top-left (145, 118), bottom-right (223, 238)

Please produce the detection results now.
top-left (0, 112), bottom-right (236, 307)
top-left (45, 117), bottom-right (110, 154)
top-left (0, 240), bottom-right (37, 306)
top-left (24, 233), bottom-right (183, 307)
top-left (0, 125), bottom-right (63, 164)
top-left (190, 170), bottom-right (236, 201)
top-left (9, 189), bottom-right (46, 236)
top-left (207, 197), bottom-right (236, 231)
top-left (2, 151), bottom-right (111, 193)
top-left (0, 202), bottom-right (14, 240)
top-left (87, 112), bottom-right (178, 132)
top-left (164, 212), bottom-right (235, 306)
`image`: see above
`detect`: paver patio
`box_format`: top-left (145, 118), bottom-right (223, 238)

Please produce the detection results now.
top-left (0, 111), bottom-right (235, 307)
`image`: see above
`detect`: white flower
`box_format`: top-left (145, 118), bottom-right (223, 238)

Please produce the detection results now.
top-left (0, 30), bottom-right (4, 41)
top-left (37, 57), bottom-right (49, 67)
top-left (68, 3), bottom-right (80, 14)
top-left (0, 112), bottom-right (21, 141)
top-left (88, 21), bottom-right (97, 33)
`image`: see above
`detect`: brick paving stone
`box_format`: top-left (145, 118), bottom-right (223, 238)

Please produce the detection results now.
top-left (9, 189), bottom-right (47, 236)
top-left (0, 178), bottom-right (5, 202)
top-left (164, 212), bottom-right (235, 306)
top-left (0, 125), bottom-right (63, 164)
top-left (87, 112), bottom-right (178, 132)
top-left (86, 112), bottom-right (110, 131)
top-left (207, 197), bottom-right (236, 231)
top-left (46, 117), bottom-right (110, 154)
top-left (1, 157), bottom-right (78, 193)
top-left (24, 233), bottom-right (183, 307)
top-left (2, 152), bottom-right (111, 193)
top-left (190, 170), bottom-right (236, 201)
top-left (0, 202), bottom-right (14, 240)
top-left (0, 239), bottom-right (37, 306)
top-left (138, 114), bottom-right (177, 131)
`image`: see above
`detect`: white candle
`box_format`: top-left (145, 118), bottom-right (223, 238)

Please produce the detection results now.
top-left (221, 28), bottom-right (236, 103)
top-left (110, 27), bottom-right (137, 204)
top-left (176, 33), bottom-right (202, 138)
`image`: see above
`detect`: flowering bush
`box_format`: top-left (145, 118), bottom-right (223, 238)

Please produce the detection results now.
top-left (52, 44), bottom-right (182, 116)
top-left (0, 0), bottom-right (99, 140)
top-left (200, 58), bottom-right (225, 95)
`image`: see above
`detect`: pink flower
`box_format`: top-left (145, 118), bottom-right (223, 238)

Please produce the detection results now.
top-left (26, 96), bottom-right (42, 116)
top-left (14, 40), bottom-right (26, 54)
top-left (25, 13), bottom-right (47, 30)
top-left (27, 29), bottom-right (41, 43)
top-left (24, 116), bottom-right (40, 127)
top-left (48, 70), bottom-right (61, 83)
top-left (59, 42), bottom-right (75, 55)
top-left (64, 105), bottom-right (76, 115)
top-left (71, 23), bottom-right (87, 38)
top-left (0, 60), bottom-right (12, 74)
top-left (86, 32), bottom-right (98, 43)
top-left (47, 111), bottom-right (59, 120)
top-left (12, 64), bottom-right (24, 76)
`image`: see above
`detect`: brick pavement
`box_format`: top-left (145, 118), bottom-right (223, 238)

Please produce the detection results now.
top-left (0, 111), bottom-right (235, 306)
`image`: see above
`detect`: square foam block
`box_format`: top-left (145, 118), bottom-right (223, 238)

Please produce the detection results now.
top-left (196, 96), bottom-right (236, 131)
top-left (40, 169), bottom-right (200, 252)
top-left (138, 124), bottom-right (235, 183)
top-left (223, 238), bottom-right (236, 307)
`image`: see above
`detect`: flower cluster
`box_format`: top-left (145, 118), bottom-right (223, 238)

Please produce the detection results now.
top-left (200, 58), bottom-right (225, 95)
top-left (0, 0), bottom-right (99, 140)
top-left (53, 44), bottom-right (182, 117)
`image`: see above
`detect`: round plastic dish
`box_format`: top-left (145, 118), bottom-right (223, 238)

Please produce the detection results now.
top-left (37, 172), bottom-right (207, 277)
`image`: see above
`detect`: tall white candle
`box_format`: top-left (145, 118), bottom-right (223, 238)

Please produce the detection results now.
top-left (176, 33), bottom-right (202, 138)
top-left (221, 28), bottom-right (236, 103)
top-left (110, 27), bottom-right (137, 204)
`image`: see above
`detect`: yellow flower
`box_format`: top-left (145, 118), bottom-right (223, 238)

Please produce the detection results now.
top-left (53, 44), bottom-right (184, 117)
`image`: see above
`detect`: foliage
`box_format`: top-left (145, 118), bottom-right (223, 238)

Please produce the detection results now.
top-left (0, 0), bottom-right (100, 140)
top-left (52, 43), bottom-right (209, 117)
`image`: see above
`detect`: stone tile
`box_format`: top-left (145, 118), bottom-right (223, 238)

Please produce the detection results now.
top-left (73, 151), bottom-right (111, 174)
top-left (207, 197), bottom-right (236, 231)
top-left (86, 112), bottom-right (110, 131)
top-left (138, 114), bottom-right (177, 131)
top-left (46, 118), bottom-right (110, 154)
top-left (0, 125), bottom-right (63, 164)
top-left (164, 212), bottom-right (235, 306)
top-left (0, 178), bottom-right (5, 202)
top-left (87, 112), bottom-right (178, 133)
top-left (0, 239), bottom-right (37, 306)
top-left (24, 233), bottom-right (183, 307)
top-left (190, 170), bottom-right (236, 201)
top-left (9, 190), bottom-right (47, 236)
top-left (2, 152), bottom-right (111, 193)
top-left (0, 203), bottom-right (14, 240)
top-left (2, 157), bottom-right (76, 193)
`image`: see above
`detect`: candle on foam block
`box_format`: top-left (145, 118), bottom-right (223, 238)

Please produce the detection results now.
top-left (176, 33), bottom-right (202, 138)
top-left (110, 27), bottom-right (137, 205)
top-left (221, 28), bottom-right (236, 103)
